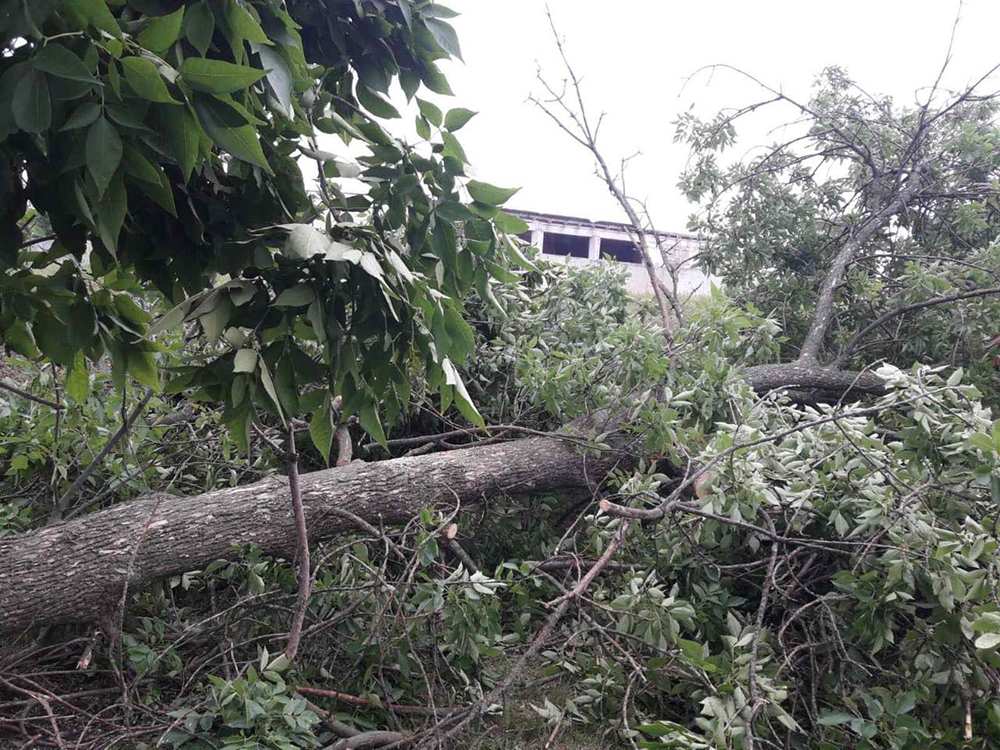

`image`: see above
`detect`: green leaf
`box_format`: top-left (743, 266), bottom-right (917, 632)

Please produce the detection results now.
top-left (435, 201), bottom-right (474, 222)
top-left (0, 64), bottom-right (28, 140)
top-left (359, 402), bottom-right (387, 447)
top-left (415, 115), bottom-right (430, 139)
top-left (976, 632), bottom-right (1000, 650)
top-left (444, 107), bottom-right (475, 131)
top-left (225, 0), bottom-right (270, 50)
top-left (180, 57), bottom-right (265, 94)
top-left (309, 395), bottom-right (334, 464)
top-left (185, 1), bottom-right (215, 57)
top-left (258, 364), bottom-right (285, 423)
top-left (13, 69), bottom-right (51, 133)
top-left (122, 145), bottom-right (163, 185)
top-left (257, 46), bottom-right (292, 116)
top-left (273, 283), bottom-right (316, 308)
top-left (441, 357), bottom-right (483, 427)
top-left (441, 131), bottom-right (466, 162)
top-left (424, 17), bottom-right (462, 60)
top-left (416, 98), bottom-right (442, 126)
top-left (817, 712), bottom-right (854, 726)
top-left (274, 355), bottom-right (299, 416)
top-left (281, 224), bottom-right (361, 262)
top-left (65, 0), bottom-right (122, 39)
top-left (86, 116), bottom-right (123, 198)
top-left (60, 101), bottom-right (101, 131)
top-left (467, 180), bottom-right (519, 206)
top-left (137, 6), bottom-right (185, 52)
top-left (357, 84), bottom-right (399, 119)
top-left (154, 105), bottom-right (201, 182)
top-left (493, 211), bottom-right (529, 236)
top-left (66, 351), bottom-right (90, 403)
top-left (128, 348), bottom-right (159, 390)
top-left (192, 95), bottom-right (271, 173)
top-left (96, 174), bottom-right (127, 256)
top-left (420, 62), bottom-right (452, 96)
top-left (121, 57), bottom-right (179, 104)
top-left (33, 45), bottom-right (97, 84)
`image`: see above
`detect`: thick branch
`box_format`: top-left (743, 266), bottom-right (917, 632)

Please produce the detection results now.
top-left (834, 285), bottom-right (1000, 367)
top-left (0, 431), bottom-right (615, 634)
top-left (798, 181), bottom-right (919, 362)
top-left (744, 363), bottom-right (886, 396)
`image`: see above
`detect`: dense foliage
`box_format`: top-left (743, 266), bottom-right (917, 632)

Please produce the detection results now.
top-left (0, 0), bottom-right (531, 452)
top-left (2, 5), bottom-right (1000, 750)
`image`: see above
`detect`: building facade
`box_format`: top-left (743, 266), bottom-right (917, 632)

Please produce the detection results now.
top-left (508, 209), bottom-right (711, 298)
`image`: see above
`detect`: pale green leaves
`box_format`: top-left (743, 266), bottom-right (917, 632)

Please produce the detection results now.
top-left (65, 352), bottom-right (90, 403)
top-left (257, 46), bottom-right (292, 116)
top-left (233, 349), bottom-right (258, 373)
top-left (467, 180), bottom-right (519, 206)
top-left (180, 58), bottom-right (265, 94)
top-left (441, 357), bottom-right (483, 427)
top-left (122, 57), bottom-right (179, 104)
top-left (281, 224), bottom-right (362, 263)
top-left (444, 107), bottom-right (475, 131)
top-left (86, 116), bottom-right (122, 198)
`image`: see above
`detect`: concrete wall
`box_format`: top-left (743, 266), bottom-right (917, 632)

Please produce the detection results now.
top-left (512, 211), bottom-right (714, 298)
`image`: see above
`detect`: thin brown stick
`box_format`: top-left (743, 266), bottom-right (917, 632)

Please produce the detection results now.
top-left (834, 284), bottom-right (1000, 366)
top-left (0, 379), bottom-right (63, 411)
top-left (50, 389), bottom-right (154, 523)
top-left (297, 686), bottom-right (459, 717)
top-left (285, 426), bottom-right (310, 662)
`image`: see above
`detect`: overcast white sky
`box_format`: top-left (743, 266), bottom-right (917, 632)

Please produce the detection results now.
top-left (404, 0), bottom-right (1000, 231)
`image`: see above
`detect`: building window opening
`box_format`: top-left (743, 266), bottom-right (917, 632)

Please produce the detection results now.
top-left (600, 238), bottom-right (642, 264)
top-left (542, 232), bottom-right (589, 258)
top-left (517, 231), bottom-right (533, 243)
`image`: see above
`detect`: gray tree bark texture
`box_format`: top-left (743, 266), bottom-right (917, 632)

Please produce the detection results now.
top-left (0, 434), bottom-right (613, 635)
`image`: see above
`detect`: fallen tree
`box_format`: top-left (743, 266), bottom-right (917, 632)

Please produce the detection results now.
top-left (0, 429), bottom-right (616, 635)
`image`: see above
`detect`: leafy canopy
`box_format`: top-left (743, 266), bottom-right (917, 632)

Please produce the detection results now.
top-left (0, 0), bottom-right (532, 453)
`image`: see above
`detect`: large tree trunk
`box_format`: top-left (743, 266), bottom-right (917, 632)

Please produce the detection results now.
top-left (0, 433), bottom-right (613, 635)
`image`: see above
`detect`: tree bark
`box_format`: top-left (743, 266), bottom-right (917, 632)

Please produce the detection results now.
top-left (744, 362), bottom-right (886, 396)
top-left (0, 432), bottom-right (613, 635)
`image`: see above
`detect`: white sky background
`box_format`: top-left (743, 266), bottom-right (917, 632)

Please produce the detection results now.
top-left (398, 0), bottom-right (1000, 232)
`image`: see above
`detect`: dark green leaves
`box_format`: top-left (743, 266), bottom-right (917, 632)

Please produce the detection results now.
top-left (61, 101), bottom-right (101, 131)
top-left (357, 84), bottom-right (400, 119)
top-left (180, 57), bottom-right (265, 94)
top-left (86, 116), bottom-right (123, 197)
top-left (154, 105), bottom-right (201, 182)
top-left (12, 69), bottom-right (51, 132)
top-left (33, 45), bottom-right (97, 84)
top-left (185, 2), bottom-right (215, 57)
top-left (309, 395), bottom-right (335, 464)
top-left (192, 95), bottom-right (271, 173)
top-left (122, 57), bottom-right (179, 104)
top-left (65, 0), bottom-right (122, 39)
top-left (467, 180), bottom-right (519, 206)
top-left (137, 6), bottom-right (185, 52)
